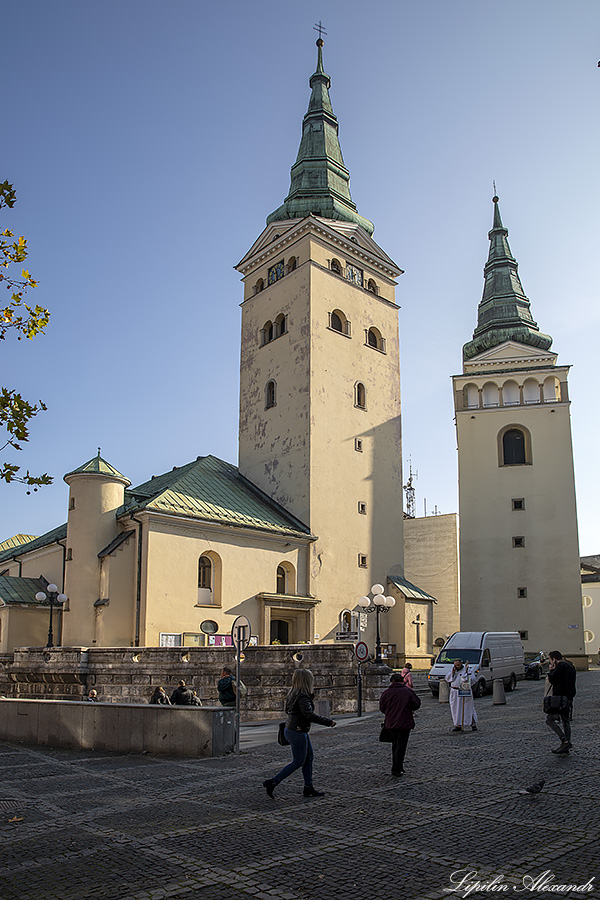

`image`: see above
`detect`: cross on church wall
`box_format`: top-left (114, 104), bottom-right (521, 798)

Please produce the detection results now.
top-left (411, 613), bottom-right (422, 649)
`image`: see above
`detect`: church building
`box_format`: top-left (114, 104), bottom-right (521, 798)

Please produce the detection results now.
top-left (453, 196), bottom-right (585, 663)
top-left (0, 40), bottom-right (433, 659)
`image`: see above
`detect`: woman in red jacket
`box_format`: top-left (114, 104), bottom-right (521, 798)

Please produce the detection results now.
top-left (379, 672), bottom-right (421, 776)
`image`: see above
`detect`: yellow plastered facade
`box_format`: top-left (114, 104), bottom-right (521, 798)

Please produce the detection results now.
top-left (453, 342), bottom-right (584, 657)
top-left (237, 216), bottom-right (407, 652)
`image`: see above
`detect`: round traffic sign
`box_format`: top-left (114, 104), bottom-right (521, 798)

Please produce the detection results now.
top-left (231, 615), bottom-right (252, 651)
top-left (355, 641), bottom-right (369, 662)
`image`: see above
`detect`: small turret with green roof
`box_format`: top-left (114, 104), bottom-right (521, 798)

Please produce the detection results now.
top-left (64, 449), bottom-right (130, 486)
top-left (463, 195), bottom-right (553, 361)
top-left (267, 38), bottom-right (374, 235)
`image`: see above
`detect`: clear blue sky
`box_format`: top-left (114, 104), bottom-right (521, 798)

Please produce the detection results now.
top-left (2, 1), bottom-right (598, 554)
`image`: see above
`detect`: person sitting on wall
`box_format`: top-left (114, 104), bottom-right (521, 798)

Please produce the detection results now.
top-left (170, 680), bottom-right (196, 705)
top-left (150, 686), bottom-right (171, 705)
top-left (87, 689), bottom-right (99, 702)
top-left (217, 667), bottom-right (236, 707)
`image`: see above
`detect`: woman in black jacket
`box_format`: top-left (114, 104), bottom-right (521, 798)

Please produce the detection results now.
top-left (263, 669), bottom-right (336, 799)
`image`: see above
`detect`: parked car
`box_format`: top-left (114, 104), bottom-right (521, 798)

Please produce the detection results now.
top-left (523, 651), bottom-right (549, 680)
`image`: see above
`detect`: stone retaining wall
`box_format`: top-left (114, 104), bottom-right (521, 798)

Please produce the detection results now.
top-left (0, 644), bottom-right (390, 720)
top-left (0, 698), bottom-right (234, 757)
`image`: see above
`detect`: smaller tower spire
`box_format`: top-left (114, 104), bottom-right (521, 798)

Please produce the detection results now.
top-left (463, 195), bottom-right (552, 360)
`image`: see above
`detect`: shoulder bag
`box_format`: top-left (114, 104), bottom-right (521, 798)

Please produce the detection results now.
top-left (543, 695), bottom-right (570, 714)
top-left (277, 722), bottom-right (290, 746)
top-left (379, 724), bottom-right (393, 743)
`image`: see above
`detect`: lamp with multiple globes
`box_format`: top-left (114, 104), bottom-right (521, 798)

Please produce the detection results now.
top-left (34, 584), bottom-right (68, 649)
top-left (356, 583), bottom-right (396, 664)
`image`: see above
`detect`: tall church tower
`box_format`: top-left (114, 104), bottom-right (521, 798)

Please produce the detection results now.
top-left (453, 196), bottom-right (585, 662)
top-left (236, 40), bottom-right (406, 647)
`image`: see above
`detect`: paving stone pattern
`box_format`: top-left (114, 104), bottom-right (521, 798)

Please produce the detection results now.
top-left (1, 672), bottom-right (599, 900)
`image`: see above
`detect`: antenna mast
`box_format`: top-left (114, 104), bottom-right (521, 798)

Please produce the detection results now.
top-left (403, 458), bottom-right (418, 518)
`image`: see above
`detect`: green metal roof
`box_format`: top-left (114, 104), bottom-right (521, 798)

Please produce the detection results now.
top-left (388, 574), bottom-right (437, 603)
top-left (64, 451), bottom-right (130, 485)
top-left (119, 455), bottom-right (314, 540)
top-left (266, 39), bottom-right (374, 236)
top-left (0, 575), bottom-right (49, 606)
top-left (0, 523), bottom-right (67, 565)
top-left (463, 196), bottom-right (552, 361)
top-left (0, 534), bottom-right (38, 552)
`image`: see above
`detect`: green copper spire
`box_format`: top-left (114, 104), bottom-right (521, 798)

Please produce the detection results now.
top-left (463, 195), bottom-right (552, 360)
top-left (266, 39), bottom-right (374, 235)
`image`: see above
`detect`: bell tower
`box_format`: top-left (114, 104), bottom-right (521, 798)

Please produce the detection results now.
top-left (237, 40), bottom-right (406, 647)
top-left (453, 196), bottom-right (585, 663)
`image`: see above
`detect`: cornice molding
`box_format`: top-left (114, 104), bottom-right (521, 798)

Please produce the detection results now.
top-left (119, 509), bottom-right (313, 545)
top-left (237, 216), bottom-right (401, 280)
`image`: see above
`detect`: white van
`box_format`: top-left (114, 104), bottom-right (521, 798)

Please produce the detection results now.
top-left (427, 631), bottom-right (525, 697)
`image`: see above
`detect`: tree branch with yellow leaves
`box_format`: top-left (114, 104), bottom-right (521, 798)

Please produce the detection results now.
top-left (1, 180), bottom-right (52, 488)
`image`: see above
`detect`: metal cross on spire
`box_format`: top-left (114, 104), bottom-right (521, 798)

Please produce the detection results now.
top-left (313, 20), bottom-right (327, 40)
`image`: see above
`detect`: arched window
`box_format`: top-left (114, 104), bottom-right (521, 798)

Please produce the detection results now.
top-left (366, 327), bottom-right (385, 352)
top-left (464, 383), bottom-right (479, 409)
top-left (265, 380), bottom-right (276, 409)
top-left (198, 556), bottom-right (212, 589)
top-left (254, 278), bottom-right (264, 295)
top-left (523, 378), bottom-right (540, 404)
top-left (329, 309), bottom-right (350, 335)
top-left (275, 313), bottom-right (287, 337)
top-left (262, 320), bottom-right (274, 345)
top-left (367, 279), bottom-right (378, 294)
top-left (196, 552), bottom-right (222, 606)
top-left (276, 561), bottom-right (295, 594)
top-left (287, 256), bottom-right (297, 273)
top-left (502, 380), bottom-right (520, 406)
top-left (277, 565), bottom-right (287, 594)
top-left (330, 258), bottom-right (342, 275)
top-left (543, 376), bottom-right (560, 402)
top-left (503, 429), bottom-right (526, 465)
top-left (355, 382), bottom-right (366, 409)
top-left (482, 381), bottom-right (500, 408)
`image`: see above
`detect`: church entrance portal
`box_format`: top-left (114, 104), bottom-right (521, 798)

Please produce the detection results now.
top-left (270, 619), bottom-right (289, 644)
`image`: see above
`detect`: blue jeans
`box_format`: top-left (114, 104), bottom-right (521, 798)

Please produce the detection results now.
top-left (273, 728), bottom-right (314, 787)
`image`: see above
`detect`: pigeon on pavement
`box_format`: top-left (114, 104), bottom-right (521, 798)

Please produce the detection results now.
top-left (519, 779), bottom-right (545, 795)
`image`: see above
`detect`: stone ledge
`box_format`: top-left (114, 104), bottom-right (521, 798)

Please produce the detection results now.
top-left (0, 698), bottom-right (234, 757)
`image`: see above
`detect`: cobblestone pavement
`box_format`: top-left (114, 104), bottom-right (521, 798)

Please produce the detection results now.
top-left (1, 671), bottom-right (599, 900)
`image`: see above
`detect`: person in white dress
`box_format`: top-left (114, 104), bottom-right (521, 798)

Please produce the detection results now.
top-left (445, 659), bottom-right (478, 732)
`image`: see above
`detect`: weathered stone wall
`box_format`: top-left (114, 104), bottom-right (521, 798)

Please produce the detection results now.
top-left (0, 644), bottom-right (390, 720)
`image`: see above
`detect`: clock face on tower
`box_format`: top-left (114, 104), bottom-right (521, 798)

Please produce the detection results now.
top-left (346, 265), bottom-right (363, 287)
top-left (268, 260), bottom-right (285, 285)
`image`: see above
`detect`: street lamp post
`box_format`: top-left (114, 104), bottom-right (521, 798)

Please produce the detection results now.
top-left (356, 583), bottom-right (396, 665)
top-left (34, 584), bottom-right (68, 648)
